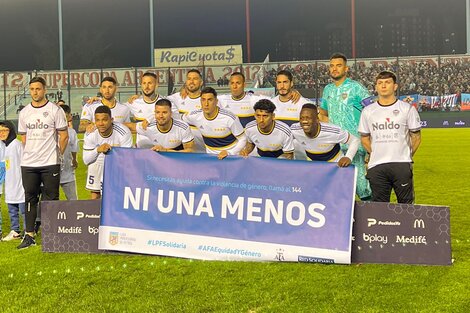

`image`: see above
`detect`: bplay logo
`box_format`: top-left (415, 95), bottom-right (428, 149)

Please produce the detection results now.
top-left (88, 226), bottom-right (99, 235)
top-left (363, 233), bottom-right (388, 244)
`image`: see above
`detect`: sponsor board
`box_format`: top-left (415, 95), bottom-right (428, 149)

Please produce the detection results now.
top-left (41, 200), bottom-right (105, 254)
top-left (352, 202), bottom-right (451, 265)
top-left (154, 45), bottom-right (243, 67)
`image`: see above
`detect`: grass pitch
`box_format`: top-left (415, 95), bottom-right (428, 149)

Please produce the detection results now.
top-left (0, 128), bottom-right (469, 312)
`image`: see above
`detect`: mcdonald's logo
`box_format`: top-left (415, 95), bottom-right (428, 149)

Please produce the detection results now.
top-left (413, 219), bottom-right (425, 229)
top-left (57, 211), bottom-right (67, 220)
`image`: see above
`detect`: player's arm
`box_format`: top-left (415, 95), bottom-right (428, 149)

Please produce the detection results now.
top-left (58, 129), bottom-right (69, 156)
top-left (127, 94), bottom-right (140, 104)
top-left (281, 130), bottom-right (295, 160)
top-left (82, 137), bottom-right (99, 165)
top-left (281, 151), bottom-right (294, 159)
top-left (20, 134), bottom-right (26, 145)
top-left (410, 130), bottom-right (421, 157)
top-left (337, 132), bottom-right (360, 167)
top-left (181, 140), bottom-right (195, 153)
top-left (318, 108), bottom-right (329, 122)
top-left (360, 134), bottom-right (372, 155)
top-left (79, 119), bottom-right (93, 133)
top-left (289, 89), bottom-right (301, 104)
top-left (239, 142), bottom-right (255, 157)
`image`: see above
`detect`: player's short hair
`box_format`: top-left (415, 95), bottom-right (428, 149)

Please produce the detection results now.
top-left (230, 71), bottom-right (245, 82)
top-left (29, 76), bottom-right (46, 87)
top-left (95, 105), bottom-right (112, 117)
top-left (155, 98), bottom-right (172, 108)
top-left (60, 104), bottom-right (71, 114)
top-left (57, 99), bottom-right (66, 105)
top-left (376, 70), bottom-right (397, 83)
top-left (329, 52), bottom-right (348, 63)
top-left (301, 103), bottom-right (319, 112)
top-left (100, 76), bottom-right (117, 86)
top-left (276, 70), bottom-right (293, 82)
top-left (253, 99), bottom-right (276, 113)
top-left (201, 87), bottom-right (217, 98)
top-left (142, 72), bottom-right (157, 80)
top-left (187, 69), bottom-right (202, 78)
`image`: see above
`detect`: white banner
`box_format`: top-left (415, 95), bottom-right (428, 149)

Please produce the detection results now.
top-left (154, 45), bottom-right (243, 67)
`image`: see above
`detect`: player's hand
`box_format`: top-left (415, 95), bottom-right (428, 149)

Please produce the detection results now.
top-left (72, 159), bottom-right (78, 169)
top-left (239, 149), bottom-right (249, 158)
top-left (87, 96), bottom-right (101, 104)
top-left (179, 85), bottom-right (188, 99)
top-left (151, 145), bottom-right (167, 152)
top-left (141, 119), bottom-right (149, 130)
top-left (217, 150), bottom-right (229, 160)
top-left (127, 94), bottom-right (139, 104)
top-left (290, 89), bottom-right (301, 104)
top-left (337, 157), bottom-right (352, 167)
top-left (97, 143), bottom-right (112, 154)
top-left (85, 122), bottom-right (96, 133)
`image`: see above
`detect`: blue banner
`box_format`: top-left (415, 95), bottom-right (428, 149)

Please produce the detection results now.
top-left (99, 148), bottom-right (356, 263)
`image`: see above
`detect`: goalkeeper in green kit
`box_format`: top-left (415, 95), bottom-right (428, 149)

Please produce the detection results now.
top-left (319, 53), bottom-right (372, 200)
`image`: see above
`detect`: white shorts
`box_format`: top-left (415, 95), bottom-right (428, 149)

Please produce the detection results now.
top-left (86, 162), bottom-right (104, 192)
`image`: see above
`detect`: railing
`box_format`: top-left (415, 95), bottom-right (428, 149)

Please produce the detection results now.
top-left (2, 54), bottom-right (470, 119)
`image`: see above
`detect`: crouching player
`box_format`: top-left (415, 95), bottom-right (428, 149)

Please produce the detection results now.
top-left (83, 106), bottom-right (132, 199)
top-left (290, 103), bottom-right (360, 166)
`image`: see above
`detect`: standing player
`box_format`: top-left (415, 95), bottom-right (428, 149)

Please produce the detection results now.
top-left (83, 106), bottom-right (132, 200)
top-left (270, 70), bottom-right (311, 126)
top-left (241, 99), bottom-right (294, 159)
top-left (59, 104), bottom-right (79, 200)
top-left (79, 77), bottom-right (131, 133)
top-left (291, 103), bottom-right (360, 167)
top-left (126, 72), bottom-right (163, 147)
top-left (183, 87), bottom-right (246, 159)
top-left (135, 99), bottom-right (195, 152)
top-left (218, 72), bottom-right (270, 127)
top-left (358, 71), bottom-right (421, 203)
top-left (319, 53), bottom-right (372, 200)
top-left (17, 77), bottom-right (69, 249)
top-left (167, 69), bottom-right (205, 152)
top-left (167, 69), bottom-right (204, 117)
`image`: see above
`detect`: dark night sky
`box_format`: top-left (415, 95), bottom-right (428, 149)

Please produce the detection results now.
top-left (0, 0), bottom-right (467, 71)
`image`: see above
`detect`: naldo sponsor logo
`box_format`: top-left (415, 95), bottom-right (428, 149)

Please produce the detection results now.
top-left (363, 233), bottom-right (388, 244)
top-left (372, 118), bottom-right (400, 131)
top-left (26, 120), bottom-right (49, 130)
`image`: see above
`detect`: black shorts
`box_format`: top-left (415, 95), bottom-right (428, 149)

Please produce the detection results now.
top-left (366, 162), bottom-right (414, 204)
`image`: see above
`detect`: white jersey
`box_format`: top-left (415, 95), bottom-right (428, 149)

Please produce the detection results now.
top-left (3, 139), bottom-right (25, 203)
top-left (166, 93), bottom-right (202, 117)
top-left (126, 95), bottom-right (163, 148)
top-left (126, 95), bottom-right (163, 123)
top-left (183, 108), bottom-right (245, 155)
top-left (136, 119), bottom-right (194, 150)
top-left (166, 93), bottom-right (206, 152)
top-left (218, 93), bottom-right (270, 127)
top-left (271, 95), bottom-right (311, 126)
top-left (83, 123), bottom-right (133, 166)
top-left (81, 100), bottom-right (131, 123)
top-left (18, 101), bottom-right (68, 167)
top-left (358, 99), bottom-right (421, 169)
top-left (60, 127), bottom-right (79, 183)
top-left (245, 120), bottom-right (294, 158)
top-left (291, 122), bottom-right (359, 162)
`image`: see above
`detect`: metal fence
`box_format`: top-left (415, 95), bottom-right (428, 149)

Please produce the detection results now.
top-left (2, 54), bottom-right (469, 119)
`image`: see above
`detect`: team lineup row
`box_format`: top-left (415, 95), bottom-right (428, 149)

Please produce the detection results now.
top-left (6, 53), bottom-right (421, 249)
